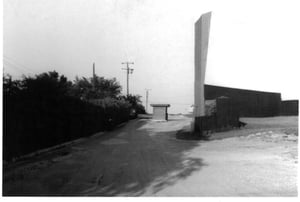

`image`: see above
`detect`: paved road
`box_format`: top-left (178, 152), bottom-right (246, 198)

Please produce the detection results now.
top-left (3, 115), bottom-right (298, 196)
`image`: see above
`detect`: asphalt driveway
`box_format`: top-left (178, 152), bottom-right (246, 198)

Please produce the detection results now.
top-left (3, 115), bottom-right (298, 196)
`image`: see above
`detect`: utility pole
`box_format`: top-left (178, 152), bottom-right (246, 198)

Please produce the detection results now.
top-left (93, 62), bottom-right (96, 90)
top-left (121, 62), bottom-right (134, 96)
top-left (145, 89), bottom-right (151, 113)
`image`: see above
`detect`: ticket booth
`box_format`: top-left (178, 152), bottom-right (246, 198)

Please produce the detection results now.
top-left (150, 104), bottom-right (171, 121)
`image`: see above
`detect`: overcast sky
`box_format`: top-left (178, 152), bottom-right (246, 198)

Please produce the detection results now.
top-left (3, 0), bottom-right (300, 113)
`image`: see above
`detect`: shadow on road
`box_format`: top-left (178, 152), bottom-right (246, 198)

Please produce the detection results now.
top-left (151, 157), bottom-right (205, 194)
top-left (3, 117), bottom-right (206, 196)
top-left (81, 119), bottom-right (206, 196)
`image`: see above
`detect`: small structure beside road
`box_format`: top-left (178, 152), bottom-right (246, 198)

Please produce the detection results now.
top-left (151, 104), bottom-right (170, 121)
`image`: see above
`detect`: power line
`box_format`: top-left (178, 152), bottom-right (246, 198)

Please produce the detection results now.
top-left (3, 60), bottom-right (32, 76)
top-left (121, 62), bottom-right (134, 96)
top-left (3, 61), bottom-right (24, 73)
top-left (3, 56), bottom-right (35, 74)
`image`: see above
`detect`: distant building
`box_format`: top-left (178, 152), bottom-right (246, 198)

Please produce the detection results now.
top-left (151, 104), bottom-right (170, 121)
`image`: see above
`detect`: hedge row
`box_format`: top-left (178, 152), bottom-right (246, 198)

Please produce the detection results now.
top-left (3, 94), bottom-right (131, 161)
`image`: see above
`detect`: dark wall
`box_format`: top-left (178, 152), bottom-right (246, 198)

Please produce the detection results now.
top-left (280, 100), bottom-right (298, 116)
top-left (204, 84), bottom-right (281, 117)
top-left (194, 97), bottom-right (239, 134)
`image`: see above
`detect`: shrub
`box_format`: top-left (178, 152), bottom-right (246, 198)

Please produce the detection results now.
top-left (3, 72), bottom-right (131, 161)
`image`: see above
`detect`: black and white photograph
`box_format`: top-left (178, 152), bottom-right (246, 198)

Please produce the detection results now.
top-left (1, 0), bottom-right (299, 197)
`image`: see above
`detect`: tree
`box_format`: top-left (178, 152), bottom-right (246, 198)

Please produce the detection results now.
top-left (3, 71), bottom-right (133, 160)
top-left (3, 71), bottom-right (72, 101)
top-left (3, 74), bottom-right (22, 96)
top-left (70, 75), bottom-right (122, 100)
top-left (120, 94), bottom-right (146, 115)
top-left (21, 71), bottom-right (72, 98)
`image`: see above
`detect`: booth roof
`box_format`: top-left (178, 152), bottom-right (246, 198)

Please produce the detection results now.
top-left (150, 104), bottom-right (171, 107)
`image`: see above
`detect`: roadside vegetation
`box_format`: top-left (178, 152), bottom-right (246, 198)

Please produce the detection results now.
top-left (3, 71), bottom-right (145, 161)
